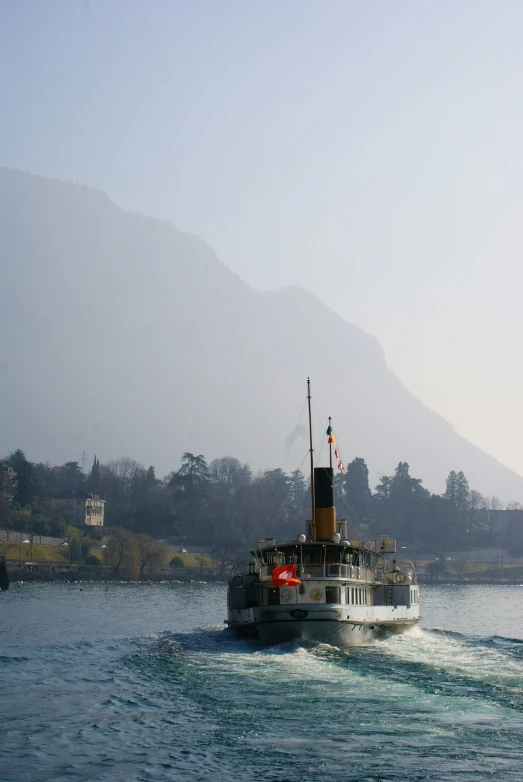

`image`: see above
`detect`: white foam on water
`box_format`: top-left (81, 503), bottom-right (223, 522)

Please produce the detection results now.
top-left (176, 628), bottom-right (523, 740)
top-left (375, 626), bottom-right (523, 692)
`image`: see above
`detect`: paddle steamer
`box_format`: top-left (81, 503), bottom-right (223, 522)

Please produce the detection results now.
top-left (226, 381), bottom-right (420, 645)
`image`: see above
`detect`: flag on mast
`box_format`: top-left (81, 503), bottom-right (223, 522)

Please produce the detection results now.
top-left (326, 425), bottom-right (336, 445)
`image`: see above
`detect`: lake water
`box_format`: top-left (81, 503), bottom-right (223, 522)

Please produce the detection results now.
top-left (1, 583), bottom-right (523, 781)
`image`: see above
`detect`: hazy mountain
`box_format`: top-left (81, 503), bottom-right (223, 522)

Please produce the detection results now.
top-left (1, 167), bottom-right (522, 500)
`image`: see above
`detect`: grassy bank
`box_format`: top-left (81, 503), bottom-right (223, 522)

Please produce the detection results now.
top-left (0, 542), bottom-right (67, 563)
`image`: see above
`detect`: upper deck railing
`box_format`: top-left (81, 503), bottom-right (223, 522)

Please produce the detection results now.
top-left (228, 548), bottom-right (417, 587)
top-left (258, 563), bottom-right (375, 582)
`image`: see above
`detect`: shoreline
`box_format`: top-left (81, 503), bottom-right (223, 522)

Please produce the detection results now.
top-left (3, 572), bottom-right (521, 587)
top-left (4, 569), bottom-right (228, 584)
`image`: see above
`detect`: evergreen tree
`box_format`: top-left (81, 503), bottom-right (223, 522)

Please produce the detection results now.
top-left (374, 463), bottom-right (428, 541)
top-left (145, 465), bottom-right (156, 492)
top-left (445, 470), bottom-right (470, 514)
top-left (239, 463), bottom-right (253, 485)
top-left (60, 461), bottom-right (84, 491)
top-left (170, 453), bottom-right (210, 498)
top-left (5, 449), bottom-right (28, 473)
top-left (444, 470), bottom-right (459, 507)
top-left (90, 455), bottom-right (101, 493)
top-left (374, 475), bottom-right (393, 504)
top-left (168, 453), bottom-right (211, 534)
top-left (455, 471), bottom-right (470, 515)
top-left (13, 456), bottom-right (35, 507)
top-left (342, 457), bottom-right (372, 522)
top-left (288, 469), bottom-right (307, 509)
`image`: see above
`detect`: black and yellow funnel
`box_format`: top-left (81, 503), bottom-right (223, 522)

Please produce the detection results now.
top-left (313, 466), bottom-right (336, 540)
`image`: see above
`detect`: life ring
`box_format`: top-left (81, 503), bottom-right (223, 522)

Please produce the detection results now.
top-left (393, 571), bottom-right (407, 584)
top-left (231, 575), bottom-right (243, 588)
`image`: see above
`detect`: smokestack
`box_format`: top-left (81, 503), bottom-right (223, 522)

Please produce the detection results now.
top-left (314, 467), bottom-right (335, 540)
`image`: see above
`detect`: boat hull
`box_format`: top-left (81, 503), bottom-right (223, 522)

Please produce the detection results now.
top-left (229, 611), bottom-right (419, 646)
top-left (258, 619), bottom-right (417, 646)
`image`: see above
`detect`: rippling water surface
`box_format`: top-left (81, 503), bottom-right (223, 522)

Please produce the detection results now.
top-left (1, 583), bottom-right (523, 781)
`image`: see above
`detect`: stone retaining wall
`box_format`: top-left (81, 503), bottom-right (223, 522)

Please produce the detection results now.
top-left (0, 528), bottom-right (66, 546)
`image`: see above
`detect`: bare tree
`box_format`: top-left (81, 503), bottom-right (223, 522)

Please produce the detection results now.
top-left (450, 550), bottom-right (470, 581)
top-left (507, 501), bottom-right (523, 511)
top-left (107, 529), bottom-right (134, 575)
top-left (211, 542), bottom-right (242, 578)
top-left (482, 496), bottom-right (504, 533)
top-left (195, 551), bottom-right (209, 578)
top-left (107, 458), bottom-right (147, 503)
top-left (134, 534), bottom-right (169, 578)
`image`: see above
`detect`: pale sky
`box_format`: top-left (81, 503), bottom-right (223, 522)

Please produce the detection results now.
top-left (2, 0), bottom-right (523, 476)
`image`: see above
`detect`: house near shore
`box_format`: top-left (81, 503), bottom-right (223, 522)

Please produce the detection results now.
top-left (51, 490), bottom-right (105, 526)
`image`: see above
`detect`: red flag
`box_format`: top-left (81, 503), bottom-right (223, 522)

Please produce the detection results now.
top-left (272, 563), bottom-right (301, 587)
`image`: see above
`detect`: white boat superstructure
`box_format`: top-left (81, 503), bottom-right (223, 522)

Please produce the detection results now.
top-left (227, 534), bottom-right (420, 645)
top-left (226, 379), bottom-right (420, 646)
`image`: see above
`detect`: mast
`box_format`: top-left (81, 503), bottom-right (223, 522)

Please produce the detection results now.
top-left (307, 377), bottom-right (316, 541)
top-left (328, 415), bottom-right (332, 469)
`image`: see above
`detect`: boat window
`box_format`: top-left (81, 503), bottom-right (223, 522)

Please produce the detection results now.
top-left (302, 549), bottom-right (324, 565)
top-left (262, 548), bottom-right (298, 565)
top-left (325, 586), bottom-right (341, 604)
top-left (268, 588), bottom-right (280, 605)
top-left (325, 548), bottom-right (343, 564)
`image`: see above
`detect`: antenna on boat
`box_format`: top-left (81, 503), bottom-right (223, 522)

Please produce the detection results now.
top-left (307, 377), bottom-right (316, 541)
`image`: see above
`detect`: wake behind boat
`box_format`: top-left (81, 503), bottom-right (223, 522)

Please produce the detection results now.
top-left (226, 380), bottom-right (420, 645)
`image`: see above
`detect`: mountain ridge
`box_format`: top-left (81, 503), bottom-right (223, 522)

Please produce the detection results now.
top-left (1, 166), bottom-right (522, 500)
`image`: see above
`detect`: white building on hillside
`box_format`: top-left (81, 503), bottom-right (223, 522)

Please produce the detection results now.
top-left (51, 491), bottom-right (105, 526)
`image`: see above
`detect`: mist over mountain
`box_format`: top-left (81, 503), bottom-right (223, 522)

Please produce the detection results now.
top-left (1, 167), bottom-right (522, 500)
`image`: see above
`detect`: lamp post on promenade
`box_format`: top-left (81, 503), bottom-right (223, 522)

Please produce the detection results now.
top-left (19, 535), bottom-right (30, 567)
top-left (61, 540), bottom-right (71, 568)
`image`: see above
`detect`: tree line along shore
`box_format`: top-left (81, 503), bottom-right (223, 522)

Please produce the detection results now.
top-left (1, 449), bottom-right (523, 582)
